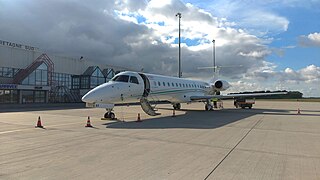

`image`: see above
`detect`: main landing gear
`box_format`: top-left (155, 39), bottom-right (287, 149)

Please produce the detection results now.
top-left (104, 109), bottom-right (116, 119)
top-left (173, 103), bottom-right (181, 110)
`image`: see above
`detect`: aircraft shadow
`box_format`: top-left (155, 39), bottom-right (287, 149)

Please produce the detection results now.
top-left (104, 108), bottom-right (300, 129)
top-left (286, 109), bottom-right (320, 113)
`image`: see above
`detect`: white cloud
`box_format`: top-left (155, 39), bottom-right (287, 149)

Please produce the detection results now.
top-left (114, 0), bottom-right (273, 76)
top-left (227, 81), bottom-right (262, 93)
top-left (0, 0), bottom-right (318, 96)
top-left (299, 32), bottom-right (320, 47)
top-left (240, 10), bottom-right (289, 34)
top-left (246, 64), bottom-right (320, 84)
top-left (299, 65), bottom-right (320, 83)
top-left (278, 0), bottom-right (320, 8)
top-left (239, 50), bottom-right (272, 58)
top-left (115, 0), bottom-right (147, 11)
top-left (308, 32), bottom-right (320, 42)
top-left (241, 64), bottom-right (320, 96)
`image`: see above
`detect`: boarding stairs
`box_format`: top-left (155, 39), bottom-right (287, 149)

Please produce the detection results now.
top-left (140, 97), bottom-right (161, 116)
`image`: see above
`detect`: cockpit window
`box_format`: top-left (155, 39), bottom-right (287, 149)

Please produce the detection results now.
top-left (111, 75), bottom-right (129, 82)
top-left (129, 76), bottom-right (139, 84)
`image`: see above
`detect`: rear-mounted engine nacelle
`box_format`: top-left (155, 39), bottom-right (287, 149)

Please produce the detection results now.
top-left (213, 80), bottom-right (230, 91)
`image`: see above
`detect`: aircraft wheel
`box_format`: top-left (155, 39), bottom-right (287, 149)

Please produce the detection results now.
top-left (109, 112), bottom-right (116, 119)
top-left (173, 103), bottom-right (181, 110)
top-left (104, 112), bottom-right (110, 118)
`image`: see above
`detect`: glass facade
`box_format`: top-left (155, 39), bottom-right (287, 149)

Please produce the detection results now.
top-left (0, 64), bottom-right (115, 104)
top-left (105, 68), bottom-right (115, 81)
top-left (81, 76), bottom-right (90, 89)
top-left (0, 90), bottom-right (18, 104)
top-left (72, 76), bottom-right (80, 89)
top-left (72, 67), bottom-right (109, 90)
top-left (34, 91), bottom-right (46, 103)
top-left (53, 72), bottom-right (72, 88)
top-left (0, 67), bottom-right (20, 77)
top-left (90, 68), bottom-right (105, 88)
top-left (22, 63), bottom-right (48, 86)
top-left (21, 90), bottom-right (46, 103)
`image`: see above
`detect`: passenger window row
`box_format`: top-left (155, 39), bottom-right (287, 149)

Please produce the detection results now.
top-left (153, 81), bottom-right (204, 89)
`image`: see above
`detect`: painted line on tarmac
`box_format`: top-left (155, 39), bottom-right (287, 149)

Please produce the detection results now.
top-left (0, 113), bottom-right (171, 135)
top-left (204, 115), bottom-right (265, 180)
top-left (0, 122), bottom-right (88, 135)
top-left (0, 128), bottom-right (30, 135)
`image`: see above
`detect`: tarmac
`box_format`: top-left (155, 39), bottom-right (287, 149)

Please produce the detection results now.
top-left (0, 100), bottom-right (320, 180)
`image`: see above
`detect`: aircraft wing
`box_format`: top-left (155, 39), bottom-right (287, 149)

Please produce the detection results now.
top-left (190, 92), bottom-right (288, 101)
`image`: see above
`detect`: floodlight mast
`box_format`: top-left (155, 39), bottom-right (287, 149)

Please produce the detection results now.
top-left (176, 12), bottom-right (182, 78)
top-left (212, 39), bottom-right (216, 73)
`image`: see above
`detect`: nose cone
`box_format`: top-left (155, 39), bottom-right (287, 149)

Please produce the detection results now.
top-left (81, 91), bottom-right (96, 103)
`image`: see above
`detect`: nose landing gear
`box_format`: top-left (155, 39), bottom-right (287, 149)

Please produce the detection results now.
top-left (104, 109), bottom-right (116, 120)
top-left (173, 103), bottom-right (181, 110)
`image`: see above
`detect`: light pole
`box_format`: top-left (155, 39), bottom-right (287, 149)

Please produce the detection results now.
top-left (176, 12), bottom-right (182, 78)
top-left (212, 39), bottom-right (216, 73)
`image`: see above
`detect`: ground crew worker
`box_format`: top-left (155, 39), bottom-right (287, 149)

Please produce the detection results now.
top-left (212, 98), bottom-right (218, 108)
top-left (234, 98), bottom-right (238, 108)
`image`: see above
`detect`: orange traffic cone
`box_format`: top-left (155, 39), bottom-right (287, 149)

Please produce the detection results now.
top-left (136, 113), bottom-right (142, 122)
top-left (172, 109), bottom-right (176, 117)
top-left (85, 116), bottom-right (93, 127)
top-left (35, 116), bottom-right (44, 128)
top-left (297, 108), bottom-right (301, 115)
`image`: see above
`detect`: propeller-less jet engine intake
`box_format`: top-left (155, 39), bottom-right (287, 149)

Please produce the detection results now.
top-left (213, 80), bottom-right (230, 91)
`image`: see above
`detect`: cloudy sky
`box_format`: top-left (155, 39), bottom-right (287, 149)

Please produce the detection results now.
top-left (0, 0), bottom-right (319, 96)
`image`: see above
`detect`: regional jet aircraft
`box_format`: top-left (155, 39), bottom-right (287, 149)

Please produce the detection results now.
top-left (82, 71), bottom-right (286, 119)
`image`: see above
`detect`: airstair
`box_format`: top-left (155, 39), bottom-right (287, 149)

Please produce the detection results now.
top-left (140, 97), bottom-right (160, 116)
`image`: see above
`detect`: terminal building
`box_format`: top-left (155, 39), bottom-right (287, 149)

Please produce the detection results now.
top-left (0, 39), bottom-right (119, 104)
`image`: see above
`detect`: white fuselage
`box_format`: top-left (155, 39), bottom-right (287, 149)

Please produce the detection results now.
top-left (82, 71), bottom-right (214, 105)
top-left (81, 71), bottom-right (287, 117)
top-left (144, 73), bottom-right (210, 103)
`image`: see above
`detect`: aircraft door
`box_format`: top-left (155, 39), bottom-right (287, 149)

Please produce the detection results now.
top-left (138, 73), bottom-right (150, 97)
